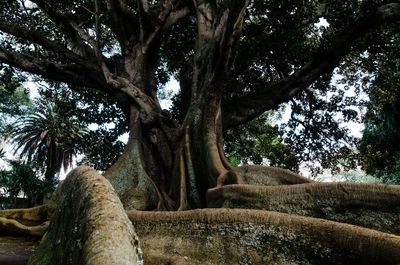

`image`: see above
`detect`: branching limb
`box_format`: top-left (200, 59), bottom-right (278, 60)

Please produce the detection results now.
top-left (163, 6), bottom-right (191, 29)
top-left (105, 0), bottom-right (132, 49)
top-left (142, 0), bottom-right (183, 52)
top-left (105, 74), bottom-right (159, 121)
top-left (0, 48), bottom-right (106, 89)
top-left (223, 2), bottom-right (400, 128)
top-left (31, 0), bottom-right (94, 57)
top-left (0, 20), bottom-right (89, 65)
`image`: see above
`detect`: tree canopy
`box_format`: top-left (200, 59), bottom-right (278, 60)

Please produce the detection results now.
top-left (1, 1), bottom-right (400, 264)
top-left (0, 0), bottom-right (399, 209)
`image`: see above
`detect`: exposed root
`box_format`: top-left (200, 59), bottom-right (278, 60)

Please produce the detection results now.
top-left (207, 182), bottom-right (400, 234)
top-left (233, 164), bottom-right (313, 185)
top-left (128, 208), bottom-right (400, 265)
top-left (29, 166), bottom-right (142, 265)
top-left (0, 205), bottom-right (49, 226)
top-left (0, 204), bottom-right (52, 237)
top-left (0, 217), bottom-right (48, 237)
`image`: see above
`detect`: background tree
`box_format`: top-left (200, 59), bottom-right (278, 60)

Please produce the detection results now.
top-left (0, 159), bottom-right (46, 208)
top-left (11, 100), bottom-right (87, 182)
top-left (0, 66), bottom-right (31, 137)
top-left (225, 112), bottom-right (299, 171)
top-left (357, 31), bottom-right (400, 183)
top-left (34, 83), bottom-right (127, 171)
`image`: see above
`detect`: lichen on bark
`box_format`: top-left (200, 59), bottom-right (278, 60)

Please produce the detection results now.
top-left (28, 166), bottom-right (143, 265)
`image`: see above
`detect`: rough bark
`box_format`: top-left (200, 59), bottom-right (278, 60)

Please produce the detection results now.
top-left (0, 205), bottom-right (50, 237)
top-left (129, 209), bottom-right (400, 265)
top-left (1, 2), bottom-right (400, 264)
top-left (207, 182), bottom-right (400, 235)
top-left (28, 166), bottom-right (142, 265)
top-left (233, 165), bottom-right (314, 185)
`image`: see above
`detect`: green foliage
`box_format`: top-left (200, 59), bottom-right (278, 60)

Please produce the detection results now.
top-left (36, 84), bottom-right (127, 171)
top-left (282, 76), bottom-right (360, 175)
top-left (357, 30), bottom-right (400, 183)
top-left (225, 113), bottom-right (299, 171)
top-left (10, 99), bottom-right (87, 181)
top-left (0, 66), bottom-right (31, 136)
top-left (0, 160), bottom-right (51, 208)
top-left (0, 0), bottom-right (399, 177)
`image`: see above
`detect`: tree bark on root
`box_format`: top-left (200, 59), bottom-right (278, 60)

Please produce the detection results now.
top-left (207, 182), bottom-right (400, 234)
top-left (128, 209), bottom-right (400, 265)
top-left (0, 205), bottom-right (50, 237)
top-left (28, 166), bottom-right (142, 265)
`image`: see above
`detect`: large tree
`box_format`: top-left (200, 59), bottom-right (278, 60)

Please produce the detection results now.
top-left (1, 1), bottom-right (400, 264)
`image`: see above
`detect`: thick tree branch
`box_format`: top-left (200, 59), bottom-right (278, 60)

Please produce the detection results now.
top-left (163, 6), bottom-right (191, 29)
top-left (0, 20), bottom-right (90, 66)
top-left (105, 0), bottom-right (133, 50)
top-left (222, 3), bottom-right (400, 129)
top-left (31, 0), bottom-right (95, 57)
top-left (0, 48), bottom-right (106, 89)
top-left (190, 0), bottom-right (250, 99)
top-left (142, 0), bottom-right (184, 52)
top-left (104, 74), bottom-right (159, 121)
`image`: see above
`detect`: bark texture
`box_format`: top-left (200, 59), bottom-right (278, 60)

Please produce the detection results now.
top-left (129, 209), bottom-right (400, 265)
top-left (207, 182), bottom-right (400, 235)
top-left (0, 205), bottom-right (50, 237)
top-left (28, 166), bottom-right (143, 265)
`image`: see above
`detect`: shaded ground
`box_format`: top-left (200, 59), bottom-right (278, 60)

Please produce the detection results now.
top-left (0, 236), bottom-right (39, 265)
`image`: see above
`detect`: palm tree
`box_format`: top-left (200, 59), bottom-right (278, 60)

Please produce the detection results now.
top-left (10, 101), bottom-right (87, 182)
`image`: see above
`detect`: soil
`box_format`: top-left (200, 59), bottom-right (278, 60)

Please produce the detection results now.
top-left (0, 236), bottom-right (39, 265)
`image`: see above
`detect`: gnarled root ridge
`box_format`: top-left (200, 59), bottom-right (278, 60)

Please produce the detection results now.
top-left (0, 205), bottom-right (50, 237)
top-left (28, 166), bottom-right (143, 265)
top-left (234, 165), bottom-right (313, 185)
top-left (128, 209), bottom-right (400, 265)
top-left (207, 182), bottom-right (400, 234)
